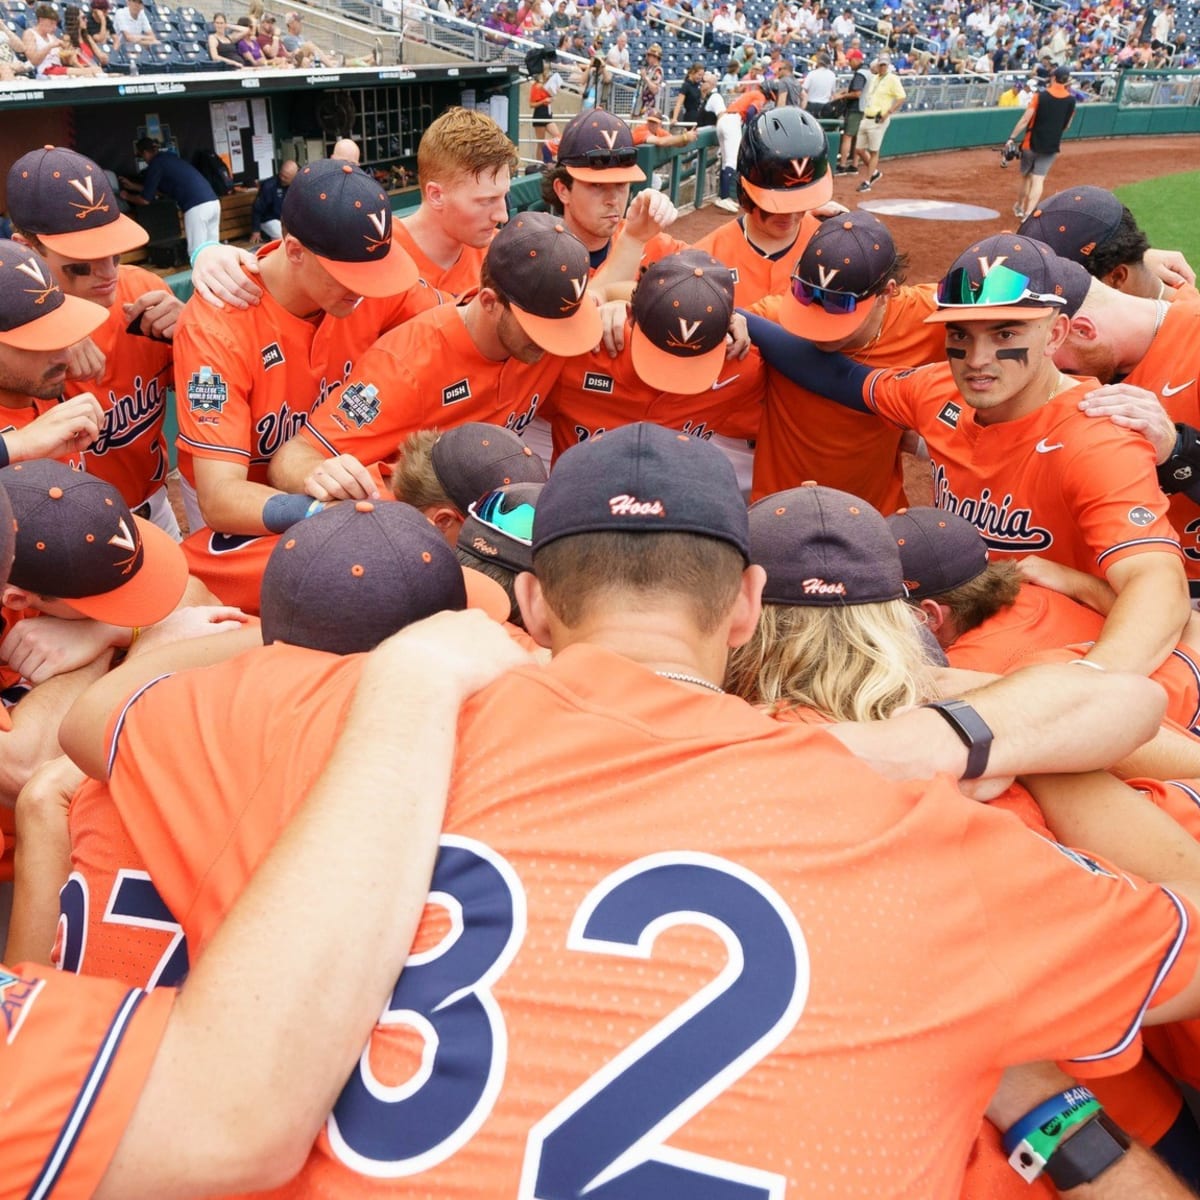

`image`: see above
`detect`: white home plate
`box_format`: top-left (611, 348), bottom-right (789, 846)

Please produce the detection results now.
top-left (859, 198), bottom-right (1000, 220)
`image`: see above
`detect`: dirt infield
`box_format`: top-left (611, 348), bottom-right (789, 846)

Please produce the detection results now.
top-left (673, 134), bottom-right (1200, 281)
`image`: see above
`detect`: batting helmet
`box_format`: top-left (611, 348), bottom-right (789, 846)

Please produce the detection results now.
top-left (737, 107), bottom-right (833, 213)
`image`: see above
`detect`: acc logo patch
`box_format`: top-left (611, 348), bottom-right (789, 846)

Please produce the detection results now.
top-left (1128, 506), bottom-right (1156, 527)
top-left (937, 402), bottom-right (961, 429)
top-left (583, 372), bottom-right (615, 394)
top-left (338, 382), bottom-right (381, 429)
top-left (261, 342), bottom-right (285, 371)
top-left (0, 968), bottom-right (44, 1043)
top-left (187, 366), bottom-right (228, 414)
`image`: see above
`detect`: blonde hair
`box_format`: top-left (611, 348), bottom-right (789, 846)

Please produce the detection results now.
top-left (726, 599), bottom-right (935, 722)
top-left (417, 107), bottom-right (519, 190)
top-left (390, 429), bottom-right (452, 510)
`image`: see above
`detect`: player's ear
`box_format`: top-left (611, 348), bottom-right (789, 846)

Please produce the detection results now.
top-left (425, 179), bottom-right (445, 209)
top-left (280, 234), bottom-right (306, 267)
top-left (1102, 263), bottom-right (1128, 291)
top-left (1065, 313), bottom-right (1098, 342)
top-left (917, 598), bottom-right (953, 644)
top-left (514, 571), bottom-right (553, 649)
top-left (726, 563), bottom-right (766, 649)
top-left (552, 176), bottom-right (572, 209)
top-left (1044, 311), bottom-right (1072, 354)
top-left (424, 505), bottom-right (464, 546)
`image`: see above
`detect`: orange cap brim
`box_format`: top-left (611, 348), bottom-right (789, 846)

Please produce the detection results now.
top-left (38, 212), bottom-right (150, 258)
top-left (781, 289), bottom-right (877, 341)
top-left (510, 296), bottom-right (604, 357)
top-left (0, 293), bottom-right (109, 351)
top-left (630, 324), bottom-right (727, 393)
top-left (462, 565), bottom-right (513, 623)
top-left (924, 304), bottom-right (1058, 324)
top-left (564, 163), bottom-right (646, 184)
top-left (67, 516), bottom-right (189, 627)
top-left (314, 238), bottom-right (419, 298)
top-left (741, 169), bottom-right (833, 214)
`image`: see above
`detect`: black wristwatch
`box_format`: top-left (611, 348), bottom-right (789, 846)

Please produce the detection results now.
top-left (921, 699), bottom-right (993, 780)
top-left (1045, 1113), bottom-right (1131, 1190)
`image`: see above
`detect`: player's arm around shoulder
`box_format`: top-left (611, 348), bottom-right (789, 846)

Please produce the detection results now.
top-left (1086, 550), bottom-right (1190, 675)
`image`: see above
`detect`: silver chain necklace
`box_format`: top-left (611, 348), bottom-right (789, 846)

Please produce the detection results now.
top-left (654, 670), bottom-right (726, 695)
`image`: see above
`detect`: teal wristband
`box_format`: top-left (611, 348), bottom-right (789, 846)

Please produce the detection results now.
top-left (189, 240), bottom-right (220, 268)
top-left (1003, 1087), bottom-right (1103, 1183)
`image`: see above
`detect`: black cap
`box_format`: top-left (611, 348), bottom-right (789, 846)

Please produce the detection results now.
top-left (1053, 65), bottom-right (1071, 82)
top-left (430, 423), bottom-right (547, 514)
top-left (751, 484), bottom-right (906, 606)
top-left (260, 500), bottom-right (509, 655)
top-left (556, 109), bottom-right (645, 183)
top-left (886, 506), bottom-right (989, 596)
top-left (533, 422), bottom-right (750, 561)
top-left (1018, 186), bottom-right (1125, 267)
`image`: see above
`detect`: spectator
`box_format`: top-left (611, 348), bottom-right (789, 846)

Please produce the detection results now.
top-left (235, 14), bottom-right (269, 65)
top-left (633, 109), bottom-right (697, 145)
top-left (120, 139), bottom-right (222, 261)
top-left (250, 160), bottom-right (298, 245)
top-left (0, 22), bottom-right (33, 77)
top-left (256, 13), bottom-right (291, 63)
top-left (833, 53), bottom-right (869, 171)
top-left (605, 29), bottom-right (629, 71)
top-left (856, 53), bottom-right (905, 191)
top-left (548, 0), bottom-right (571, 30)
top-left (832, 5), bottom-right (854, 38)
top-left (22, 4), bottom-right (65, 75)
top-left (735, 37), bottom-right (757, 74)
top-left (62, 2), bottom-right (108, 68)
top-left (672, 61), bottom-right (705, 124)
top-left (805, 50), bottom-right (837, 115)
top-left (110, 0), bottom-right (156, 46)
top-left (83, 0), bottom-right (110, 42)
top-left (636, 41), bottom-right (663, 114)
top-left (280, 10), bottom-right (329, 64)
top-left (771, 58), bottom-right (804, 106)
top-left (719, 57), bottom-right (740, 96)
top-left (711, 1), bottom-right (738, 50)
top-left (208, 12), bottom-right (246, 63)
top-left (529, 66), bottom-right (555, 130)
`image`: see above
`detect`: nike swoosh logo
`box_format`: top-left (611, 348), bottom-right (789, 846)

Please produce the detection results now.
top-left (1163, 380), bottom-right (1196, 397)
top-left (711, 375), bottom-right (740, 391)
top-left (1035, 438), bottom-right (1064, 453)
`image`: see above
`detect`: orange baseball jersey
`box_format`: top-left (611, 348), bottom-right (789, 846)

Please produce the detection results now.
top-left (0, 397), bottom-right (87, 472)
top-left (1118, 300), bottom-right (1200, 591)
top-left (174, 245), bottom-right (442, 489)
top-left (864, 366), bottom-right (1181, 574)
top-left (296, 304), bottom-right (565, 468)
top-left (0, 960), bottom-right (173, 1200)
top-left (64, 266), bottom-right (173, 510)
top-left (393, 221), bottom-right (487, 298)
top-left (547, 325), bottom-right (764, 459)
top-left (102, 642), bottom-right (1200, 1200)
top-left (692, 211), bottom-right (822, 307)
top-left (751, 284), bottom-right (942, 510)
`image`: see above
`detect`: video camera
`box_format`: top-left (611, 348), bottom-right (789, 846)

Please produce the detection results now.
top-left (999, 139), bottom-right (1020, 168)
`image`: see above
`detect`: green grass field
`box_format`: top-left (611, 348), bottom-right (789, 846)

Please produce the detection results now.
top-left (1114, 171), bottom-right (1200, 268)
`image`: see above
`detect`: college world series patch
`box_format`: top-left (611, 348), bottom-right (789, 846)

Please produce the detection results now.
top-left (338, 382), bottom-right (381, 429)
top-left (187, 366), bottom-right (228, 414)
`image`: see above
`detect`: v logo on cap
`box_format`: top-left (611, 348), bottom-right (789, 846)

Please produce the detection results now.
top-left (14, 256), bottom-right (57, 305)
top-left (67, 176), bottom-right (109, 219)
top-left (599, 128), bottom-right (619, 150)
top-left (784, 157), bottom-right (812, 186)
top-left (977, 254), bottom-right (1009, 276)
top-left (365, 209), bottom-right (389, 253)
top-left (109, 516), bottom-right (138, 556)
top-left (816, 263), bottom-right (841, 289)
top-left (669, 317), bottom-right (705, 350)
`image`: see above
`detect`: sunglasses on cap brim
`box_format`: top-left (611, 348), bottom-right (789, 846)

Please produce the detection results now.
top-left (469, 490), bottom-right (536, 545)
top-left (789, 269), bottom-right (878, 316)
top-left (560, 146), bottom-right (639, 169)
top-left (935, 262), bottom-right (1068, 309)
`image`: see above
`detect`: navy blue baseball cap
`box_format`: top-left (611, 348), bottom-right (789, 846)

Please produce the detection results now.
top-left (886, 506), bottom-right (989, 596)
top-left (1018, 186), bottom-right (1126, 268)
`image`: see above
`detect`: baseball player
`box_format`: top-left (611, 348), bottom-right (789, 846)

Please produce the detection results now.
top-left (172, 159), bottom-right (434, 611)
top-left (2, 597), bottom-right (521, 1200)
top-left (393, 107), bottom-right (519, 297)
top-left (69, 422), bottom-right (1200, 1198)
top-left (1018, 185), bottom-right (1198, 302)
top-left (545, 249), bottom-right (765, 462)
top-left (692, 106), bottom-right (834, 308)
top-left (745, 209), bottom-right (941, 511)
top-left (8, 146), bottom-right (183, 535)
top-left (268, 212), bottom-right (602, 499)
top-left (454, 481), bottom-right (542, 630)
top-left (746, 234), bottom-right (1191, 675)
top-left (710, 73), bottom-right (771, 212)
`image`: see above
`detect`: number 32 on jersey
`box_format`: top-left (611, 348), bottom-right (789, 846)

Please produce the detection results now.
top-left (328, 836), bottom-right (811, 1198)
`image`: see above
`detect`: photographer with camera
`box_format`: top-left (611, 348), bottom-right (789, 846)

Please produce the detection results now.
top-left (856, 53), bottom-right (905, 192)
top-left (1009, 64), bottom-right (1076, 220)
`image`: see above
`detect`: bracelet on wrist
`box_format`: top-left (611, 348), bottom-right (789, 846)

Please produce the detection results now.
top-left (1068, 658), bottom-right (1105, 671)
top-left (1003, 1086), bottom-right (1102, 1183)
top-left (189, 239), bottom-right (221, 268)
top-left (921, 699), bottom-right (993, 780)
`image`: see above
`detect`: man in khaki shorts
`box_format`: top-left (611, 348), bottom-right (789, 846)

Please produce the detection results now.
top-left (856, 53), bottom-right (905, 191)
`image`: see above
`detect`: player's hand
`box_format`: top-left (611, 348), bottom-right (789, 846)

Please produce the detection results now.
top-left (64, 336), bottom-right (107, 383)
top-left (365, 609), bottom-right (531, 702)
top-left (1017, 554), bottom-right (1080, 596)
top-left (621, 187), bottom-right (679, 243)
top-left (130, 605), bottom-right (252, 658)
top-left (810, 200), bottom-right (850, 220)
top-left (303, 454), bottom-right (379, 502)
top-left (4, 393), bottom-right (103, 463)
top-left (249, 231), bottom-right (263, 246)
top-left (725, 311), bottom-right (750, 359)
top-left (0, 616), bottom-right (118, 685)
top-left (597, 299), bottom-right (631, 356)
top-left (1145, 246), bottom-right (1196, 290)
top-left (1078, 383), bottom-right (1177, 463)
top-left (124, 289), bottom-right (184, 341)
top-left (191, 243), bottom-right (263, 310)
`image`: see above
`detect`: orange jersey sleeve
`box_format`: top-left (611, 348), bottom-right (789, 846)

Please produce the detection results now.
top-left (866, 369), bottom-right (1181, 573)
top-left (104, 641), bottom-right (1200, 1200)
top-left (298, 306), bottom-right (562, 468)
top-left (64, 267), bottom-right (173, 509)
top-left (0, 962), bottom-right (173, 1200)
top-left (692, 211), bottom-right (821, 308)
top-left (753, 283), bottom-right (942, 510)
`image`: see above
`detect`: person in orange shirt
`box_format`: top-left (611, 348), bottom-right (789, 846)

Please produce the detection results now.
top-left (631, 109), bottom-right (697, 148)
top-left (7, 146), bottom-right (183, 536)
top-left (747, 209), bottom-right (940, 511)
top-left (547, 250), bottom-right (764, 462)
top-left (393, 107), bottom-right (519, 298)
top-left (746, 233), bottom-right (1190, 676)
top-left (65, 422), bottom-right (1200, 1199)
top-left (711, 74), bottom-right (769, 211)
top-left (692, 106), bottom-right (833, 309)
top-left (269, 212), bottom-right (602, 500)
top-left (3, 596), bottom-right (522, 1200)
top-left (1018, 184), bottom-right (1198, 303)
